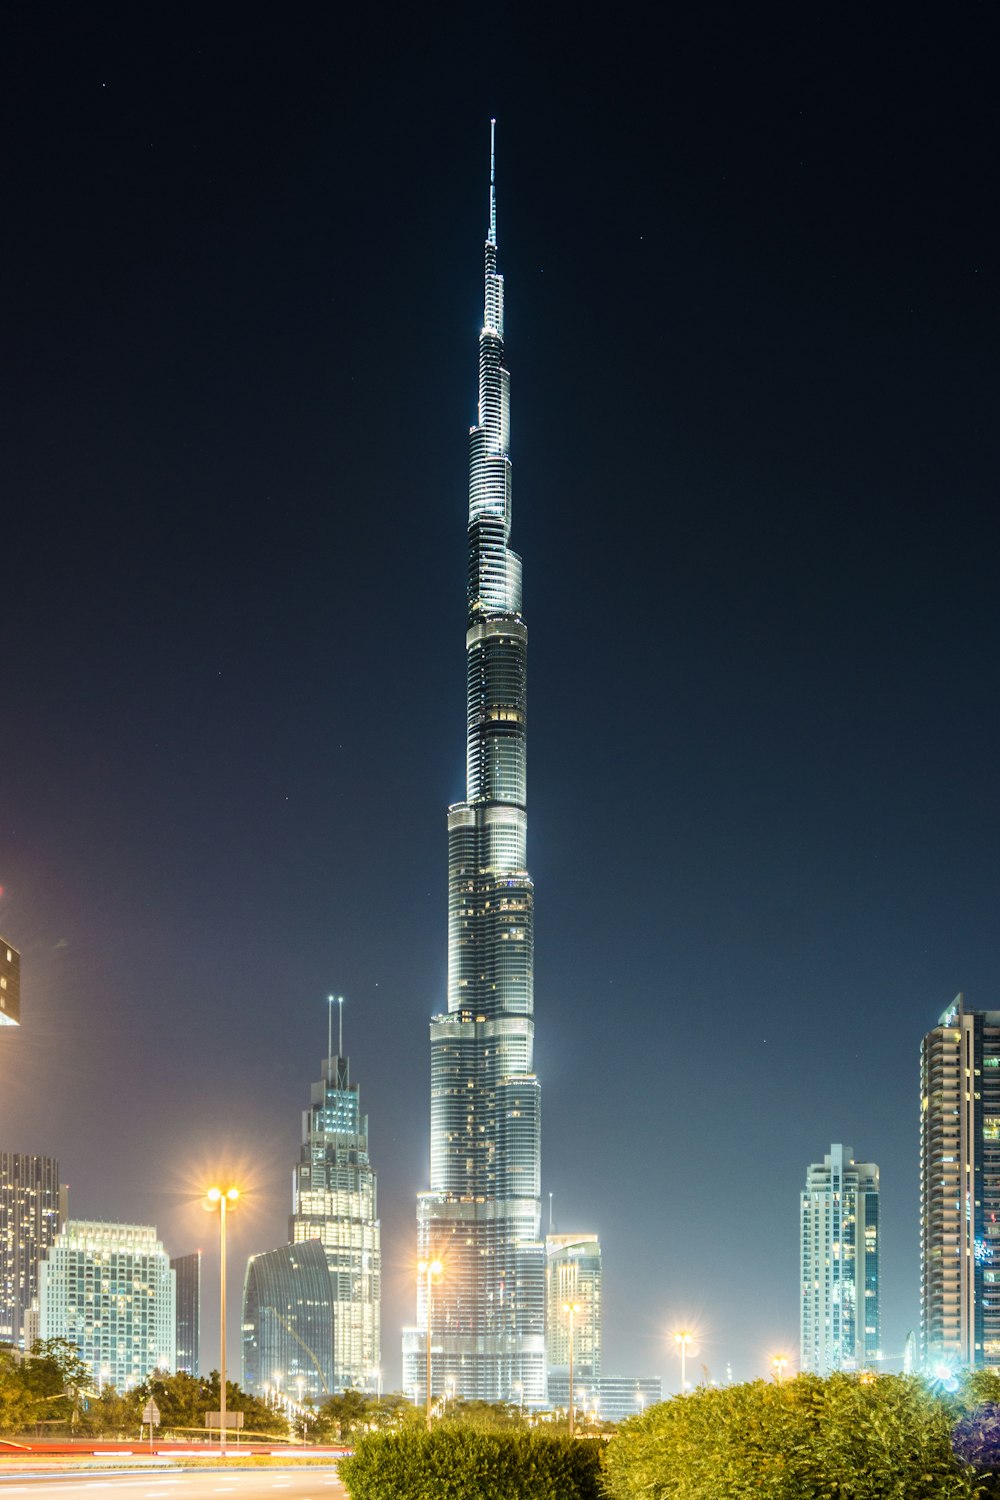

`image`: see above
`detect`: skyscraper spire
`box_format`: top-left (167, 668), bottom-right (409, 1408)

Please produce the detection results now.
top-left (488, 117), bottom-right (497, 247)
top-left (406, 119), bottom-right (544, 1408)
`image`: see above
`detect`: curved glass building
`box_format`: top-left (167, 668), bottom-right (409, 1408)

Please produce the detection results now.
top-left (241, 1239), bottom-right (335, 1401)
top-left (407, 123), bottom-right (544, 1406)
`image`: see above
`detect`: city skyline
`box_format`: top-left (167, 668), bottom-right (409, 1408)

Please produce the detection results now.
top-left (2, 7), bottom-right (997, 1389)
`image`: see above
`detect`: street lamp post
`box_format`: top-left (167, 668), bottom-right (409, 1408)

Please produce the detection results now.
top-left (419, 1258), bottom-right (443, 1431)
top-left (206, 1186), bottom-right (239, 1456)
top-left (673, 1330), bottom-right (694, 1394)
top-left (771, 1354), bottom-right (789, 1383)
top-left (563, 1302), bottom-right (581, 1437)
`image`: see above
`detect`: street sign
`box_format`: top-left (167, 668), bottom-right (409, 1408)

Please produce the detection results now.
top-left (206, 1411), bottom-right (244, 1428)
top-left (142, 1401), bottom-right (160, 1427)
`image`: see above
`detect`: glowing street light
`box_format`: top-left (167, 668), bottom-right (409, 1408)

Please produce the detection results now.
top-left (205, 1186), bottom-right (240, 1455)
top-left (771, 1354), bottom-right (789, 1383)
top-left (419, 1257), bottom-right (443, 1431)
top-left (563, 1302), bottom-right (581, 1437)
top-left (673, 1330), bottom-right (695, 1394)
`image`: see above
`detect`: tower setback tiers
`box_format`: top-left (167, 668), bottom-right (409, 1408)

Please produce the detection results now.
top-left (406, 122), bottom-right (544, 1406)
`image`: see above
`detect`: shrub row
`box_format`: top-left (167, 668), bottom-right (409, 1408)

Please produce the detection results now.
top-left (339, 1427), bottom-right (603, 1500)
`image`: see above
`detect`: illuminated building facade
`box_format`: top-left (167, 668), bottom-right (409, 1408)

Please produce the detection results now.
top-left (407, 122), bottom-right (544, 1407)
top-left (0, 939), bottom-right (20, 1026)
top-left (289, 1046), bottom-right (380, 1391)
top-left (0, 1153), bottom-right (65, 1348)
top-left (597, 1376), bottom-right (662, 1422)
top-left (800, 1144), bottom-right (880, 1375)
top-left (241, 1239), bottom-right (335, 1401)
top-left (170, 1250), bottom-right (201, 1375)
top-left (921, 997), bottom-right (1000, 1370)
top-left (546, 1233), bottom-right (602, 1407)
top-left (39, 1220), bottom-right (175, 1390)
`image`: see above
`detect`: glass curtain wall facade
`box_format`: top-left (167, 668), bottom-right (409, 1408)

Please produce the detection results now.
top-left (0, 1153), bottom-right (65, 1348)
top-left (289, 1051), bottom-right (380, 1391)
top-left (921, 996), bottom-right (1000, 1370)
top-left (408, 122), bottom-right (544, 1407)
top-left (170, 1251), bottom-right (201, 1375)
top-left (39, 1221), bottom-right (175, 1390)
top-left (546, 1233), bottom-right (602, 1407)
top-left (241, 1240), bottom-right (335, 1401)
top-left (800, 1144), bottom-right (880, 1374)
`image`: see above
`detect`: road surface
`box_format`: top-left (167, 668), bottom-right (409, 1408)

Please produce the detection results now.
top-left (0, 1471), bottom-right (348, 1500)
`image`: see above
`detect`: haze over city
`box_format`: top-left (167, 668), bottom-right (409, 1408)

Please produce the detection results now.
top-left (2, 3), bottom-right (997, 1391)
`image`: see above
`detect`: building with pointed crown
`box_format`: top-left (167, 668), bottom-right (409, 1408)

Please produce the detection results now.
top-left (289, 999), bottom-right (380, 1392)
top-left (405, 121), bottom-right (545, 1407)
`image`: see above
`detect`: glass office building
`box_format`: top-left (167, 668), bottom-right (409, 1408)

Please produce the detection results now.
top-left (289, 1047), bottom-right (380, 1391)
top-left (39, 1220), bottom-right (175, 1390)
top-left (170, 1250), bottom-right (201, 1375)
top-left (0, 1153), bottom-right (64, 1348)
top-left (546, 1233), bottom-right (602, 1407)
top-left (407, 123), bottom-right (545, 1406)
top-left (242, 1239), bottom-right (336, 1401)
top-left (800, 1144), bottom-right (880, 1374)
top-left (921, 997), bottom-right (1000, 1370)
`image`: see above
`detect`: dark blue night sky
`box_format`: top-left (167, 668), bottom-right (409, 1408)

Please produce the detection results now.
top-left (2, 3), bottom-right (998, 1388)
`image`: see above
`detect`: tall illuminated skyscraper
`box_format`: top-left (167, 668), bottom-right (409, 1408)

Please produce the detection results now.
top-left (0, 1153), bottom-right (65, 1348)
top-left (800, 1144), bottom-right (880, 1374)
top-left (405, 122), bottom-right (544, 1406)
top-left (921, 996), bottom-right (1000, 1370)
top-left (289, 1015), bottom-right (380, 1392)
top-left (170, 1251), bottom-right (201, 1375)
top-left (39, 1220), bottom-right (175, 1389)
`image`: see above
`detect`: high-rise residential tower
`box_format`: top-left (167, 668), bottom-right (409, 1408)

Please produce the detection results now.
top-left (39, 1220), bottom-right (175, 1389)
top-left (0, 1153), bottom-right (65, 1348)
top-left (921, 997), bottom-right (1000, 1370)
top-left (0, 940), bottom-right (20, 1026)
top-left (546, 1234), bottom-right (602, 1408)
top-left (406, 122), bottom-right (544, 1407)
top-left (170, 1251), bottom-right (201, 1375)
top-left (800, 1144), bottom-right (880, 1375)
top-left (289, 1014), bottom-right (380, 1392)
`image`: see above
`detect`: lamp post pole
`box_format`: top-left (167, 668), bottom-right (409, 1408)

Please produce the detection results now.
top-left (674, 1330), bottom-right (694, 1395)
top-left (420, 1258), bottom-right (442, 1432)
top-left (207, 1187), bottom-right (239, 1456)
top-left (563, 1302), bottom-right (580, 1438)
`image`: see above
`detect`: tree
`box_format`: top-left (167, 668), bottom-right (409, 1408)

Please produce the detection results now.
top-left (203, 1371), bottom-right (288, 1438)
top-left (0, 1347), bottom-right (36, 1435)
top-left (137, 1370), bottom-right (288, 1439)
top-left (440, 1398), bottom-right (526, 1428)
top-left (140, 1371), bottom-right (207, 1433)
top-left (315, 1389), bottom-right (374, 1443)
top-left (366, 1393), bottom-right (422, 1432)
top-left (602, 1373), bottom-right (979, 1500)
top-left (25, 1338), bottom-right (90, 1428)
top-left (79, 1388), bottom-right (141, 1438)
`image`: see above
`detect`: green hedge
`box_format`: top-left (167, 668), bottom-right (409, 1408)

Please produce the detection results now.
top-left (601, 1374), bottom-right (978, 1500)
top-left (339, 1428), bottom-right (603, 1500)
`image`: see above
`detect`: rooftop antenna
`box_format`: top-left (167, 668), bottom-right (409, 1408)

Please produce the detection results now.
top-left (548, 1191), bottom-right (554, 1233)
top-left (327, 995), bottom-right (334, 1084)
top-left (488, 118), bottom-right (497, 246)
top-left (338, 994), bottom-right (344, 1059)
